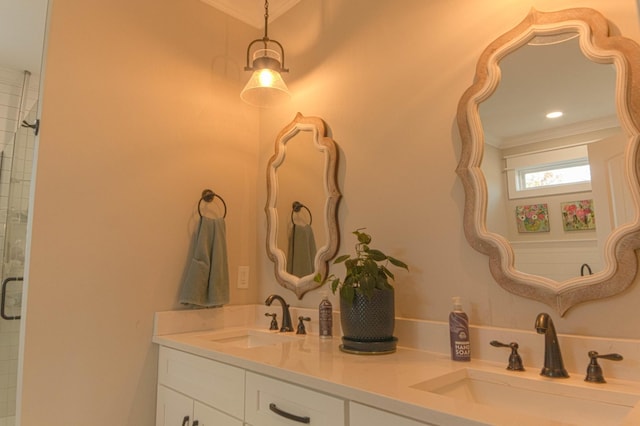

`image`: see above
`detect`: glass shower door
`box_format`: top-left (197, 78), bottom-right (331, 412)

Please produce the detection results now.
top-left (0, 79), bottom-right (37, 425)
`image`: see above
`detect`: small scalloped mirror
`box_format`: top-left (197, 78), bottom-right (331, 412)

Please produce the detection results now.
top-left (456, 8), bottom-right (640, 315)
top-left (265, 113), bottom-right (341, 299)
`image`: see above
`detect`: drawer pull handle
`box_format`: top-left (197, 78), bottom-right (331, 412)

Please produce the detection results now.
top-left (181, 416), bottom-right (189, 426)
top-left (269, 402), bottom-right (311, 424)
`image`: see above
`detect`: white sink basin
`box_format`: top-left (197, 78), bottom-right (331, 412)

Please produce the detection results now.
top-left (195, 328), bottom-right (301, 349)
top-left (411, 368), bottom-right (640, 425)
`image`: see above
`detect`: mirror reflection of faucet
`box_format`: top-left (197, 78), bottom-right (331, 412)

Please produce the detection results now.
top-left (535, 313), bottom-right (569, 378)
top-left (580, 263), bottom-right (593, 276)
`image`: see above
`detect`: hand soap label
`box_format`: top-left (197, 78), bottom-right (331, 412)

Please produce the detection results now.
top-left (319, 297), bottom-right (333, 338)
top-left (449, 312), bottom-right (471, 361)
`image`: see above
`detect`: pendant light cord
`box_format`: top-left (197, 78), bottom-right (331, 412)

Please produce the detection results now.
top-left (263, 0), bottom-right (270, 50)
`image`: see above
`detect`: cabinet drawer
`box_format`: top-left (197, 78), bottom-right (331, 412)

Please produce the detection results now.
top-left (349, 402), bottom-right (435, 426)
top-left (245, 372), bottom-right (345, 426)
top-left (158, 346), bottom-right (245, 419)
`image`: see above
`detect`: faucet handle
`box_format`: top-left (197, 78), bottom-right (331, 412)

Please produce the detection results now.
top-left (585, 351), bottom-right (623, 383)
top-left (490, 340), bottom-right (525, 371)
top-left (265, 312), bottom-right (278, 330)
top-left (296, 316), bottom-right (311, 335)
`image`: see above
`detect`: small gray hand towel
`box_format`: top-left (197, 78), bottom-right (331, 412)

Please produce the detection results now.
top-left (179, 217), bottom-right (229, 307)
top-left (286, 223), bottom-right (317, 277)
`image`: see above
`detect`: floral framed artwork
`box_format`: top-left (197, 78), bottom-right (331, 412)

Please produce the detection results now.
top-left (515, 203), bottom-right (550, 233)
top-left (561, 199), bottom-right (595, 231)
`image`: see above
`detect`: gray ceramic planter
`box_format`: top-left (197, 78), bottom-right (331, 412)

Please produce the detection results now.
top-left (339, 288), bottom-right (396, 353)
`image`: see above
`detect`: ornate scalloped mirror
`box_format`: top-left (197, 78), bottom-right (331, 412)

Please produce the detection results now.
top-left (265, 113), bottom-right (341, 299)
top-left (457, 8), bottom-right (640, 315)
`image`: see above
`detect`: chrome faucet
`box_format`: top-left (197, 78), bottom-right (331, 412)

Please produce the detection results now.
top-left (535, 313), bottom-right (569, 378)
top-left (265, 294), bottom-right (293, 332)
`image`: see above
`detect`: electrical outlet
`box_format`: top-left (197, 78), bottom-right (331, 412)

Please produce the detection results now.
top-left (237, 266), bottom-right (249, 289)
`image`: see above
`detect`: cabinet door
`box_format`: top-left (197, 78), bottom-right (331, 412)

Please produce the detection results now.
top-left (158, 346), bottom-right (245, 419)
top-left (349, 402), bottom-right (435, 426)
top-left (194, 401), bottom-right (243, 426)
top-left (245, 372), bottom-right (345, 426)
top-left (157, 385), bottom-right (243, 426)
top-left (156, 385), bottom-right (193, 426)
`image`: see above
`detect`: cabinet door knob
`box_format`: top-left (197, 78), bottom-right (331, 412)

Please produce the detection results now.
top-left (269, 402), bottom-right (311, 423)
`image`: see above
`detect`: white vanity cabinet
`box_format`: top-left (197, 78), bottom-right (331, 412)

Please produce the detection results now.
top-left (349, 402), bottom-right (435, 426)
top-left (245, 371), bottom-right (346, 425)
top-left (156, 347), bottom-right (244, 426)
top-left (155, 345), bottom-right (433, 426)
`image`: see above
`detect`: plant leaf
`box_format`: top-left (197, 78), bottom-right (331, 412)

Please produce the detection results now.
top-left (366, 249), bottom-right (387, 261)
top-left (354, 230), bottom-right (371, 244)
top-left (344, 273), bottom-right (355, 287)
top-left (360, 279), bottom-right (376, 299)
top-left (341, 285), bottom-right (354, 304)
top-left (382, 266), bottom-right (395, 280)
top-left (360, 275), bottom-right (376, 296)
top-left (388, 256), bottom-right (409, 270)
top-left (330, 278), bottom-right (340, 294)
top-left (374, 270), bottom-right (388, 289)
top-left (334, 254), bottom-right (351, 264)
top-left (345, 258), bottom-right (357, 269)
top-left (364, 258), bottom-right (379, 276)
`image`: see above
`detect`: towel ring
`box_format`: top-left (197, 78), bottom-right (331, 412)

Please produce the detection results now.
top-left (291, 201), bottom-right (312, 225)
top-left (198, 189), bottom-right (227, 218)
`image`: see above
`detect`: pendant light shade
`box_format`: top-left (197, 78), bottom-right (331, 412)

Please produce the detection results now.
top-left (241, 49), bottom-right (290, 107)
top-left (241, 0), bottom-right (290, 107)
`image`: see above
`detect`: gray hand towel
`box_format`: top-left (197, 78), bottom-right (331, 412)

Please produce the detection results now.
top-left (286, 223), bottom-right (317, 277)
top-left (179, 217), bottom-right (229, 307)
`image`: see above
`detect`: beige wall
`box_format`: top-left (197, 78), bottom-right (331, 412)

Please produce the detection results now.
top-left (19, 0), bottom-right (260, 424)
top-left (15, 0), bottom-right (640, 425)
top-left (258, 0), bottom-right (640, 335)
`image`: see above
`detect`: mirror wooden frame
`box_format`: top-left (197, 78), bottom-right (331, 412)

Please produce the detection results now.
top-left (265, 113), bottom-right (341, 299)
top-left (456, 8), bottom-right (640, 315)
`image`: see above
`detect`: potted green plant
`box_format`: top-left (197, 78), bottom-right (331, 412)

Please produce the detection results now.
top-left (316, 228), bottom-right (409, 354)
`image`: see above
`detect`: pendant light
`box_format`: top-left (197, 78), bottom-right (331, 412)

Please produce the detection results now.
top-left (240, 0), bottom-right (291, 107)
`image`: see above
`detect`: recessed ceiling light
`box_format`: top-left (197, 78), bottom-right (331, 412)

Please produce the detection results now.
top-left (546, 111), bottom-right (564, 119)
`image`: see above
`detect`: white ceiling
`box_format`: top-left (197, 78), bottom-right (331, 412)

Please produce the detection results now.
top-left (199, 0), bottom-right (301, 29)
top-left (0, 0), bottom-right (48, 73)
top-left (480, 36), bottom-right (618, 149)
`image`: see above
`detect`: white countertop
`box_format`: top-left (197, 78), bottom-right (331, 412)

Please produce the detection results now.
top-left (152, 306), bottom-right (640, 426)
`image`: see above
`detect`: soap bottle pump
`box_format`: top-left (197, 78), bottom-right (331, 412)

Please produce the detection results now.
top-left (449, 296), bottom-right (471, 361)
